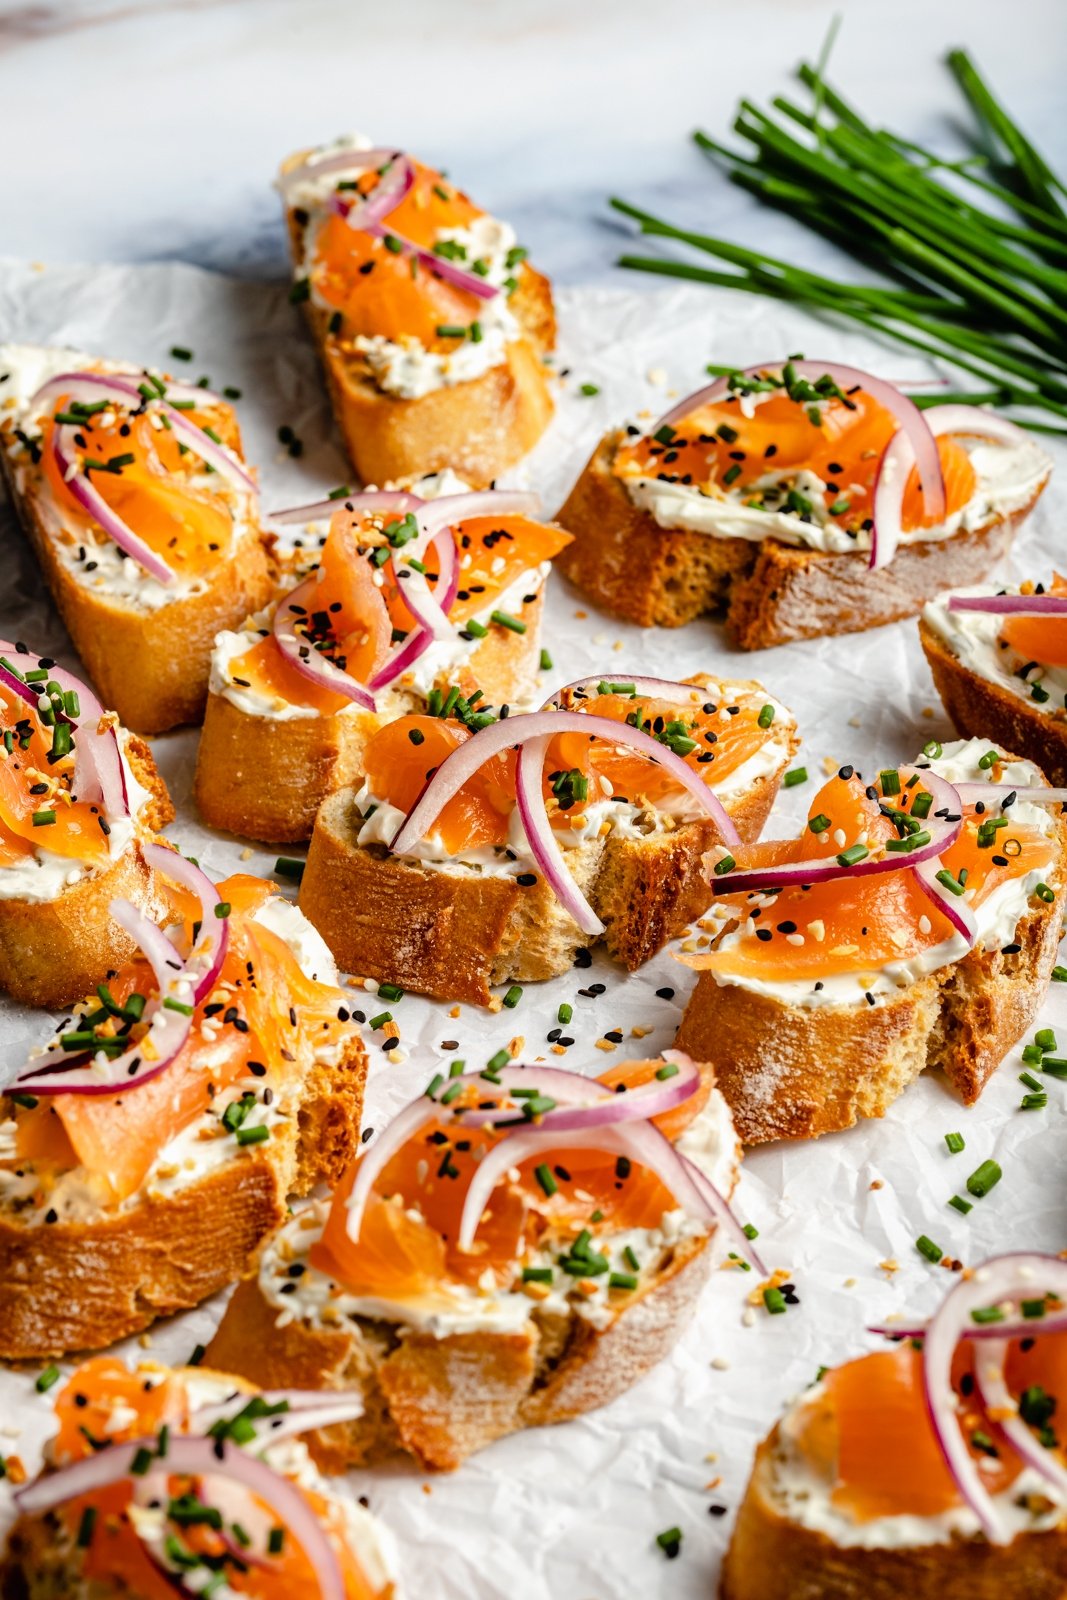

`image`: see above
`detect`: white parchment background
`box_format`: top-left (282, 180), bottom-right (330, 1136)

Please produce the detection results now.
top-left (0, 257), bottom-right (1064, 1598)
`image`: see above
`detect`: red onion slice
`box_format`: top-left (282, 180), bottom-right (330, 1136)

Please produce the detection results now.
top-left (188, 1389), bottom-right (367, 1445)
top-left (871, 1310), bottom-right (1067, 1342)
top-left (334, 153), bottom-right (415, 232)
top-left (712, 766), bottom-right (963, 896)
top-left (143, 843), bottom-right (230, 1004)
top-left (16, 1001), bottom-right (192, 1097)
top-left (516, 731), bottom-right (603, 935)
top-left (0, 641), bottom-right (129, 821)
top-left (270, 489), bottom-right (423, 526)
top-left (543, 676), bottom-right (715, 711)
top-left (677, 1151), bottom-right (766, 1275)
top-left (272, 569), bottom-right (377, 712)
top-left (51, 425), bottom-right (175, 585)
top-left (870, 404), bottom-right (1032, 572)
top-left (973, 1336), bottom-right (1067, 1498)
top-left (948, 594), bottom-right (1067, 617)
top-left (456, 1119), bottom-right (715, 1254)
top-left (16, 1435), bottom-right (347, 1600)
top-left (391, 709), bottom-right (740, 887)
top-left (365, 220), bottom-right (502, 302)
top-left (456, 1054), bottom-right (703, 1132)
top-left (652, 361), bottom-right (946, 540)
top-left (109, 898), bottom-right (186, 995)
top-left (952, 782), bottom-right (1067, 807)
top-left (922, 1252), bottom-right (1067, 1543)
top-left (913, 857), bottom-right (978, 947)
top-left (160, 404), bottom-right (256, 496)
top-left (279, 145), bottom-right (411, 201)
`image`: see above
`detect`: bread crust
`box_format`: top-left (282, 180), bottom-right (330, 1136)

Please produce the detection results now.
top-left (675, 816), bottom-right (1067, 1143)
top-left (286, 204), bottom-right (555, 488)
top-left (920, 615), bottom-right (1067, 788)
top-left (297, 727), bottom-right (796, 1004)
top-left (721, 1429), bottom-right (1067, 1600)
top-left (206, 1232), bottom-right (711, 1472)
top-left (0, 737), bottom-right (173, 1009)
top-left (193, 593), bottom-right (545, 844)
top-left (0, 1036), bottom-right (367, 1359)
top-left (556, 431), bottom-right (1044, 647)
top-left (0, 446), bottom-right (274, 735)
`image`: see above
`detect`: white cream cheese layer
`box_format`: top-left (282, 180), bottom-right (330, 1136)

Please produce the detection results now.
top-left (257, 1086), bottom-right (739, 1339)
top-left (706, 738), bottom-right (1059, 1009)
top-left (0, 343), bottom-right (255, 613)
top-left (768, 1376), bottom-right (1064, 1549)
top-left (0, 733), bottom-right (152, 905)
top-left (287, 133), bottom-right (524, 399)
top-left (924, 583), bottom-right (1067, 710)
top-left (0, 896), bottom-right (341, 1223)
top-left (621, 432), bottom-right (1051, 554)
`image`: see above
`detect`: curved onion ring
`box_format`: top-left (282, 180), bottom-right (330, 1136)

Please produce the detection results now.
top-left (366, 219), bottom-right (502, 301)
top-left (456, 1054), bottom-right (703, 1133)
top-left (711, 766), bottom-right (962, 897)
top-left (543, 675), bottom-right (716, 712)
top-left (334, 152), bottom-right (415, 232)
top-left (952, 782), bottom-right (1067, 808)
top-left (651, 361), bottom-right (946, 559)
top-left (922, 1252), bottom-right (1067, 1543)
top-left (948, 593), bottom-right (1067, 618)
top-left (109, 899), bottom-right (186, 994)
top-left (278, 144), bottom-right (410, 199)
top-left (913, 856), bottom-right (978, 946)
top-left (269, 489), bottom-right (424, 526)
top-left (16, 998), bottom-right (193, 1097)
top-left (0, 640), bottom-right (128, 821)
top-left (144, 842), bottom-right (230, 1003)
top-left (973, 1336), bottom-right (1067, 1499)
top-left (51, 423), bottom-right (175, 586)
top-left (870, 405), bottom-right (1032, 572)
top-left (16, 1435), bottom-right (347, 1600)
top-left (188, 1388), bottom-right (366, 1445)
top-left (392, 711), bottom-right (739, 934)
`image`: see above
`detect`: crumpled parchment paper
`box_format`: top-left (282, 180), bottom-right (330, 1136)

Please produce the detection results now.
top-left (0, 257), bottom-right (1064, 1599)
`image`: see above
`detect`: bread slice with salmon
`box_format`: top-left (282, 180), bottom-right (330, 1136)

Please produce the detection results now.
top-left (675, 738), bottom-right (1067, 1144)
top-left (921, 577), bottom-right (1067, 788)
top-left (194, 483), bottom-right (571, 844)
top-left (723, 1252), bottom-right (1067, 1600)
top-left (0, 346), bottom-right (273, 734)
top-left (0, 641), bottom-right (174, 1009)
top-left (2, 1356), bottom-right (397, 1599)
top-left (278, 138), bottom-right (555, 488)
top-left (297, 674), bottom-right (798, 1004)
top-left (0, 860), bottom-right (366, 1360)
top-left (556, 364), bottom-right (1051, 648)
top-left (206, 1053), bottom-right (752, 1472)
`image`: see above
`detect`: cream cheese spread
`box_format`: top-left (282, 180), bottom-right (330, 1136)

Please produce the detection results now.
top-left (923, 582), bottom-right (1067, 711)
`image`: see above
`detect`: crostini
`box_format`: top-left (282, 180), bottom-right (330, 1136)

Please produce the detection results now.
top-left (0, 346), bottom-right (273, 733)
top-left (207, 1052), bottom-right (750, 1471)
top-left (676, 738), bottom-right (1067, 1143)
top-left (922, 577), bottom-right (1067, 786)
top-left (723, 1252), bottom-right (1067, 1600)
top-left (195, 480), bottom-right (571, 843)
top-left (0, 640), bottom-right (173, 1008)
top-left (297, 674), bottom-right (798, 1004)
top-left (2, 1356), bottom-right (396, 1598)
top-left (0, 851), bottom-right (366, 1359)
top-left (557, 367), bottom-right (1051, 648)
top-left (277, 138), bottom-right (555, 487)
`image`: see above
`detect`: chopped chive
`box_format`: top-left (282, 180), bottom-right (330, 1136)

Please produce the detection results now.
top-left (948, 1194), bottom-right (973, 1215)
top-left (713, 853), bottom-right (736, 875)
top-left (1041, 1057), bottom-right (1067, 1078)
top-left (235, 1123), bottom-right (270, 1146)
top-left (609, 1272), bottom-right (639, 1291)
top-left (923, 740), bottom-right (943, 759)
top-left (935, 868), bottom-right (966, 896)
top-left (378, 982), bottom-right (403, 1001)
top-left (742, 1223), bottom-right (759, 1240)
top-left (539, 648), bottom-right (553, 671)
top-left (966, 1159), bottom-right (1002, 1198)
top-left (31, 809), bottom-right (56, 827)
top-left (655, 1062), bottom-right (680, 1081)
top-left (502, 985), bottom-right (523, 1009)
top-left (76, 1506), bottom-right (97, 1547)
top-left (1021, 1092), bottom-right (1048, 1110)
top-left (808, 812), bottom-right (831, 834)
top-left (535, 1163), bottom-right (558, 1197)
top-left (971, 1305), bottom-right (1007, 1325)
top-left (837, 843), bottom-right (869, 867)
top-left (916, 1234), bottom-right (943, 1263)
top-left (1020, 1070), bottom-right (1044, 1092)
top-left (368, 1012), bottom-right (392, 1031)
top-left (977, 749), bottom-right (999, 770)
top-left (1035, 882), bottom-right (1055, 903)
top-left (783, 766), bottom-right (808, 787)
top-left (557, 1002), bottom-right (573, 1024)
top-left (214, 901), bottom-right (231, 919)
top-left (757, 703), bottom-right (776, 728)
top-left (656, 1527), bottom-right (683, 1558)
top-left (763, 1287), bottom-right (787, 1314)
top-left (487, 1048), bottom-right (510, 1072)
top-left (1053, 966), bottom-right (1067, 983)
top-left (490, 609), bottom-right (527, 634)
top-left (523, 1266), bottom-right (553, 1283)
top-left (36, 1365), bottom-right (61, 1392)
top-left (272, 856), bottom-right (305, 882)
top-left (944, 1131), bottom-right (965, 1154)
top-left (880, 769), bottom-right (901, 795)
top-left (579, 382), bottom-right (600, 396)
top-left (163, 997), bottom-right (194, 1016)
top-left (1036, 1028), bottom-right (1057, 1051)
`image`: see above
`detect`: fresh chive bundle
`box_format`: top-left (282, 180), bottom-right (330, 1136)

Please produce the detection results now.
top-left (611, 42), bottom-right (1067, 431)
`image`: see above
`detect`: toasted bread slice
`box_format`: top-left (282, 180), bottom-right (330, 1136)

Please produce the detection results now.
top-left (297, 699), bottom-right (796, 1004)
top-left (556, 430), bottom-right (1044, 647)
top-left (0, 352), bottom-right (274, 734)
top-left (721, 1427), bottom-right (1067, 1600)
top-left (0, 1031), bottom-right (366, 1360)
top-left (676, 789), bottom-right (1067, 1144)
top-left (920, 613), bottom-right (1067, 788)
top-left (0, 734), bottom-right (173, 1010)
top-left (286, 200), bottom-right (555, 488)
top-left (207, 1225), bottom-right (710, 1473)
top-left (194, 592), bottom-right (544, 845)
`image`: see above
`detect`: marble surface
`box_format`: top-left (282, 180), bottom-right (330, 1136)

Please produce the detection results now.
top-left (2, 0), bottom-right (1065, 287)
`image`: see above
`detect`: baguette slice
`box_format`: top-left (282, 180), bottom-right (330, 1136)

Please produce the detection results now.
top-left (920, 612), bottom-right (1067, 787)
top-left (556, 429), bottom-right (1046, 647)
top-left (0, 733), bottom-right (173, 1010)
top-left (205, 1068), bottom-right (740, 1472)
top-left (297, 681), bottom-right (798, 1004)
top-left (722, 1426), bottom-right (1067, 1600)
top-left (0, 348), bottom-right (274, 734)
top-left (284, 178), bottom-right (555, 488)
top-left (676, 755), bottom-right (1067, 1144)
top-left (194, 591), bottom-right (544, 845)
